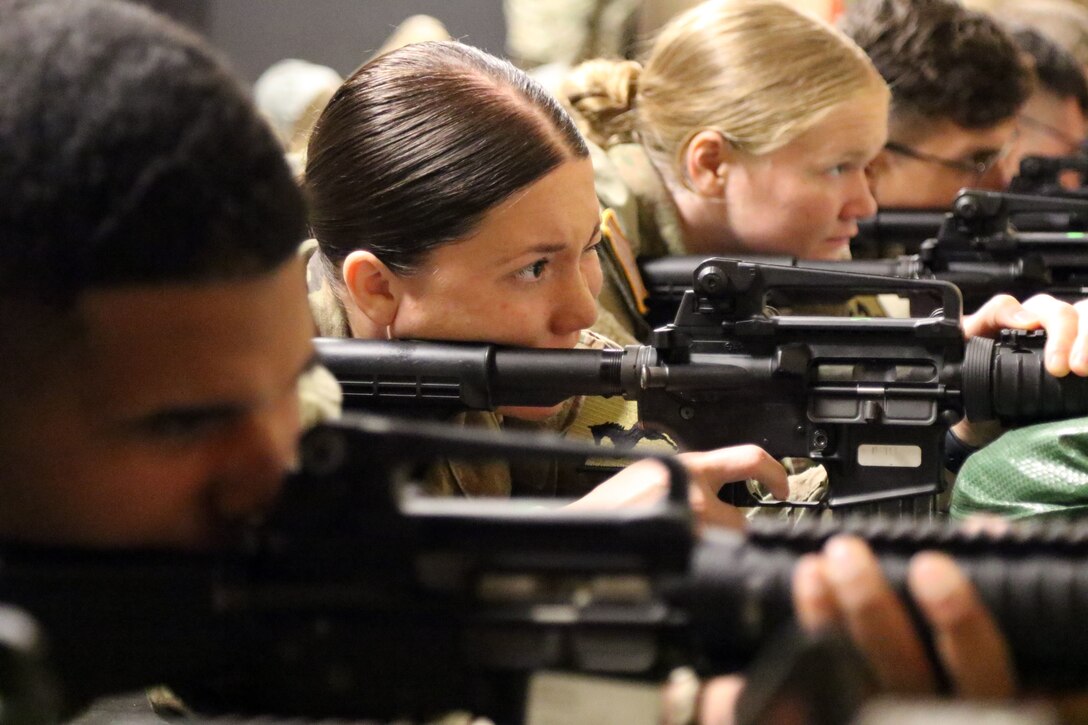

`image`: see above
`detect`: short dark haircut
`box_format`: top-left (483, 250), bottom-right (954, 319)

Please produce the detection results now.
top-left (306, 41), bottom-right (589, 277)
top-left (1011, 25), bottom-right (1088, 113)
top-left (841, 0), bottom-right (1034, 134)
top-left (0, 0), bottom-right (307, 312)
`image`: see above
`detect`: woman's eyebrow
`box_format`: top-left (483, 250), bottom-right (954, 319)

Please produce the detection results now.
top-left (495, 243), bottom-right (567, 267)
top-left (829, 149), bottom-right (872, 164)
top-left (495, 223), bottom-right (601, 266)
top-left (496, 223), bottom-right (604, 265)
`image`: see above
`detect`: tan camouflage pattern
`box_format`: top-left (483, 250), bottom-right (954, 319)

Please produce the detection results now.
top-left (298, 365), bottom-right (343, 430)
top-left (290, 240), bottom-right (344, 428)
top-left (594, 142), bottom-right (688, 259)
top-left (504, 0), bottom-right (708, 68)
top-left (504, 0), bottom-right (642, 68)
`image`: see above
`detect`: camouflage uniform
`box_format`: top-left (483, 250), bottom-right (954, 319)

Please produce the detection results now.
top-left (504, 0), bottom-right (642, 69)
top-left (504, 0), bottom-right (705, 69)
top-left (587, 142), bottom-right (682, 344)
top-left (303, 240), bottom-right (675, 500)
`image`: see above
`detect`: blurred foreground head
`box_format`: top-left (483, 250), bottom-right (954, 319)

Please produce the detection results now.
top-left (0, 0), bottom-right (314, 549)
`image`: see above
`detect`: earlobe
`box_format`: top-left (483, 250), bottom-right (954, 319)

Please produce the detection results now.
top-left (684, 130), bottom-right (733, 198)
top-left (341, 250), bottom-right (401, 328)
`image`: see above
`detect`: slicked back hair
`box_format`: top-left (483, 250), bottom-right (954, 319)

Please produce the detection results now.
top-left (306, 41), bottom-right (589, 278)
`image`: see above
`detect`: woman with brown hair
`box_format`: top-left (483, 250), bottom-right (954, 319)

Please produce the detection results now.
top-left (304, 40), bottom-right (787, 524)
top-left (301, 36), bottom-right (1088, 716)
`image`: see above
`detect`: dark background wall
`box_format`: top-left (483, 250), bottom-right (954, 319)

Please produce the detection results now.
top-left (141, 0), bottom-right (507, 84)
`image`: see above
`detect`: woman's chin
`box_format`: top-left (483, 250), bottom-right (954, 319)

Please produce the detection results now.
top-left (497, 403), bottom-right (567, 422)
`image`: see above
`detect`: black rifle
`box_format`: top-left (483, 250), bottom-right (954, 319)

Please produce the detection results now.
top-left (851, 184), bottom-right (1088, 259)
top-left (851, 208), bottom-right (946, 258)
top-left (5, 414), bottom-right (1088, 722)
top-left (644, 189), bottom-right (1088, 324)
top-left (1008, 154), bottom-right (1088, 198)
top-left (316, 260), bottom-right (1088, 509)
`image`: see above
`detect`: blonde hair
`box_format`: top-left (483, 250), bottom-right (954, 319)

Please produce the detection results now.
top-left (564, 0), bottom-right (887, 181)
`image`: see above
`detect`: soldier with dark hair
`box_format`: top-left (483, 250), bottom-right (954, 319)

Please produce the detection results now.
top-left (1003, 25), bottom-right (1088, 188)
top-left (0, 0), bottom-right (1084, 720)
top-left (842, 0), bottom-right (1034, 208)
top-left (0, 0), bottom-right (319, 550)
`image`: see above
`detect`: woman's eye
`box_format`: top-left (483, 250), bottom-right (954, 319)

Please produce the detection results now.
top-left (827, 164), bottom-right (848, 177)
top-left (515, 258), bottom-right (548, 282)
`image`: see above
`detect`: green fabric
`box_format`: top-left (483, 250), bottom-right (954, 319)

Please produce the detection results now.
top-left (951, 417), bottom-right (1088, 521)
top-left (598, 142), bottom-right (688, 258)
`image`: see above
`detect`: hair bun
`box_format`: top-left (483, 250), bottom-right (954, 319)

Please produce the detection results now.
top-left (562, 59), bottom-right (642, 148)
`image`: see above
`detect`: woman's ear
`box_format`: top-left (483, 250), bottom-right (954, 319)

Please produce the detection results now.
top-left (684, 130), bottom-right (734, 197)
top-left (341, 250), bottom-right (402, 327)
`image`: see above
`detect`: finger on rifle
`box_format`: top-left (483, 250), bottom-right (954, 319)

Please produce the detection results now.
top-left (677, 445), bottom-right (789, 501)
top-left (820, 535), bottom-right (936, 694)
top-left (687, 484), bottom-right (747, 531)
top-left (908, 551), bottom-right (1016, 699)
top-left (962, 294), bottom-right (1037, 341)
top-left (565, 459), bottom-right (668, 511)
top-left (1021, 294), bottom-right (1079, 377)
top-left (696, 675), bottom-right (744, 725)
top-left (1070, 298), bottom-right (1088, 377)
top-left (959, 514), bottom-right (1011, 537)
top-left (792, 553), bottom-right (840, 631)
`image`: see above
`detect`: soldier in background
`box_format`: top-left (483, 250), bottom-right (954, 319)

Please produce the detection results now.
top-left (504, 0), bottom-right (838, 78)
top-left (842, 0), bottom-right (1034, 210)
top-left (1002, 26), bottom-right (1088, 188)
top-left (0, 0), bottom-right (1076, 720)
top-left (254, 59), bottom-right (342, 177)
top-left (965, 0), bottom-right (1088, 72)
top-left (503, 0), bottom-right (710, 92)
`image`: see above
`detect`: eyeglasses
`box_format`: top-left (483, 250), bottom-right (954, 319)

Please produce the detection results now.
top-left (884, 137), bottom-right (1015, 178)
top-left (1019, 114), bottom-right (1084, 156)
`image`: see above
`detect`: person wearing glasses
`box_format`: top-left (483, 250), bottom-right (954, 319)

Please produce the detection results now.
top-left (5, 3), bottom-right (1088, 721)
top-left (842, 0), bottom-right (1033, 210)
top-left (1002, 25), bottom-right (1088, 189)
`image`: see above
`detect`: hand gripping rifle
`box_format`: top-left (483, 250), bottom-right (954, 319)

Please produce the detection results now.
top-left (643, 188), bottom-right (1088, 323)
top-left (4, 414), bottom-right (1088, 722)
top-left (317, 260), bottom-right (1088, 509)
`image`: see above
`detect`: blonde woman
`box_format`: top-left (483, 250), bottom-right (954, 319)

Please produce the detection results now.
top-left (563, 0), bottom-right (889, 337)
top-left (563, 0), bottom-right (1088, 508)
